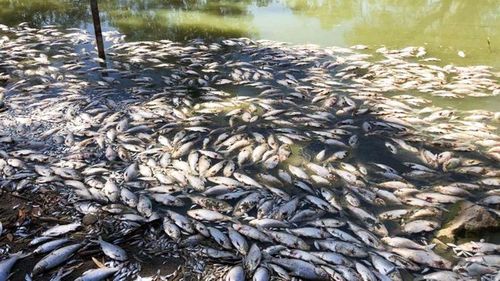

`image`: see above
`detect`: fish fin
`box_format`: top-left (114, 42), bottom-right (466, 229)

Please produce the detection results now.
top-left (92, 256), bottom-right (106, 268)
top-left (425, 243), bottom-right (436, 250)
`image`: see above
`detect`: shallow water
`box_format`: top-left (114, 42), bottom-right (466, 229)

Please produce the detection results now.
top-left (0, 0), bottom-right (498, 67)
top-left (1, 0), bottom-right (499, 110)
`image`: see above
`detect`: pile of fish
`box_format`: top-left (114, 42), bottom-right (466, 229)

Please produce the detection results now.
top-left (0, 23), bottom-right (499, 280)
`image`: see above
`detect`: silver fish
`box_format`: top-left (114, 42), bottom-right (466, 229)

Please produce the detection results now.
top-left (33, 244), bottom-right (82, 275)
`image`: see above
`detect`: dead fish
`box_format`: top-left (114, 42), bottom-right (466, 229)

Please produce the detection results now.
top-left (271, 258), bottom-right (329, 280)
top-left (187, 209), bottom-right (232, 222)
top-left (41, 222), bottom-right (81, 237)
top-left (207, 226), bottom-right (232, 250)
top-left (244, 243), bottom-right (262, 273)
top-left (225, 265), bottom-right (245, 281)
top-left (32, 244), bottom-right (82, 275)
top-left (391, 248), bottom-right (452, 269)
top-left (402, 220), bottom-right (440, 234)
top-left (315, 240), bottom-right (367, 258)
top-left (228, 227), bottom-right (249, 255)
top-left (97, 238), bottom-right (128, 261)
top-left (422, 271), bottom-right (462, 281)
top-left (162, 217), bottom-right (181, 240)
top-left (0, 252), bottom-right (26, 281)
top-left (124, 163), bottom-right (139, 181)
top-left (74, 267), bottom-right (119, 281)
top-left (252, 267), bottom-right (270, 281)
top-left (33, 238), bottom-right (71, 254)
top-left (382, 236), bottom-right (432, 250)
top-left (137, 195), bottom-right (153, 217)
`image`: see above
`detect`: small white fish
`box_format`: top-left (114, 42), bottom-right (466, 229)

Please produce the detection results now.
top-left (97, 238), bottom-right (128, 261)
top-left (187, 209), bottom-right (232, 222)
top-left (288, 165), bottom-right (309, 180)
top-left (41, 222), bottom-right (81, 237)
top-left (137, 195), bottom-right (153, 217)
top-left (123, 163), bottom-right (138, 182)
top-left (233, 172), bottom-right (263, 188)
top-left (75, 267), bottom-right (119, 281)
top-left (225, 265), bottom-right (245, 281)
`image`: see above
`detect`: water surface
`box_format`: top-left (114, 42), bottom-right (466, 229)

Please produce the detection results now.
top-left (1, 0), bottom-right (498, 67)
top-left (0, 0), bottom-right (499, 112)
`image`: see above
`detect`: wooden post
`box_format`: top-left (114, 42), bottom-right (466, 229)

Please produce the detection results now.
top-left (90, 0), bottom-right (106, 61)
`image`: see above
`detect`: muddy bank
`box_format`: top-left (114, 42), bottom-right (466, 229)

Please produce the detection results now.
top-left (0, 191), bottom-right (185, 280)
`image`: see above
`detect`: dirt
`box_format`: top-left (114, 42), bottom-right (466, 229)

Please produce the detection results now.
top-left (0, 192), bottom-right (184, 280)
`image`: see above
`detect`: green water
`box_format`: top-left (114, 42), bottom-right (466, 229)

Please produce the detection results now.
top-left (0, 0), bottom-right (499, 111)
top-left (0, 0), bottom-right (498, 67)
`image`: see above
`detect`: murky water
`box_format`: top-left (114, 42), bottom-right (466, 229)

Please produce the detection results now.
top-left (1, 0), bottom-right (499, 112)
top-left (0, 0), bottom-right (498, 66)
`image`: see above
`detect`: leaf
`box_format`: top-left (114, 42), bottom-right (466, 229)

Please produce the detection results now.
top-left (91, 256), bottom-right (106, 268)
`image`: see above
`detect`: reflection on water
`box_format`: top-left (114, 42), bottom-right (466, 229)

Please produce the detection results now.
top-left (0, 0), bottom-right (498, 66)
top-left (0, 0), bottom-right (499, 113)
top-left (97, 0), bottom-right (262, 41)
top-left (0, 0), bottom-right (498, 115)
top-left (0, 0), bottom-right (89, 27)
